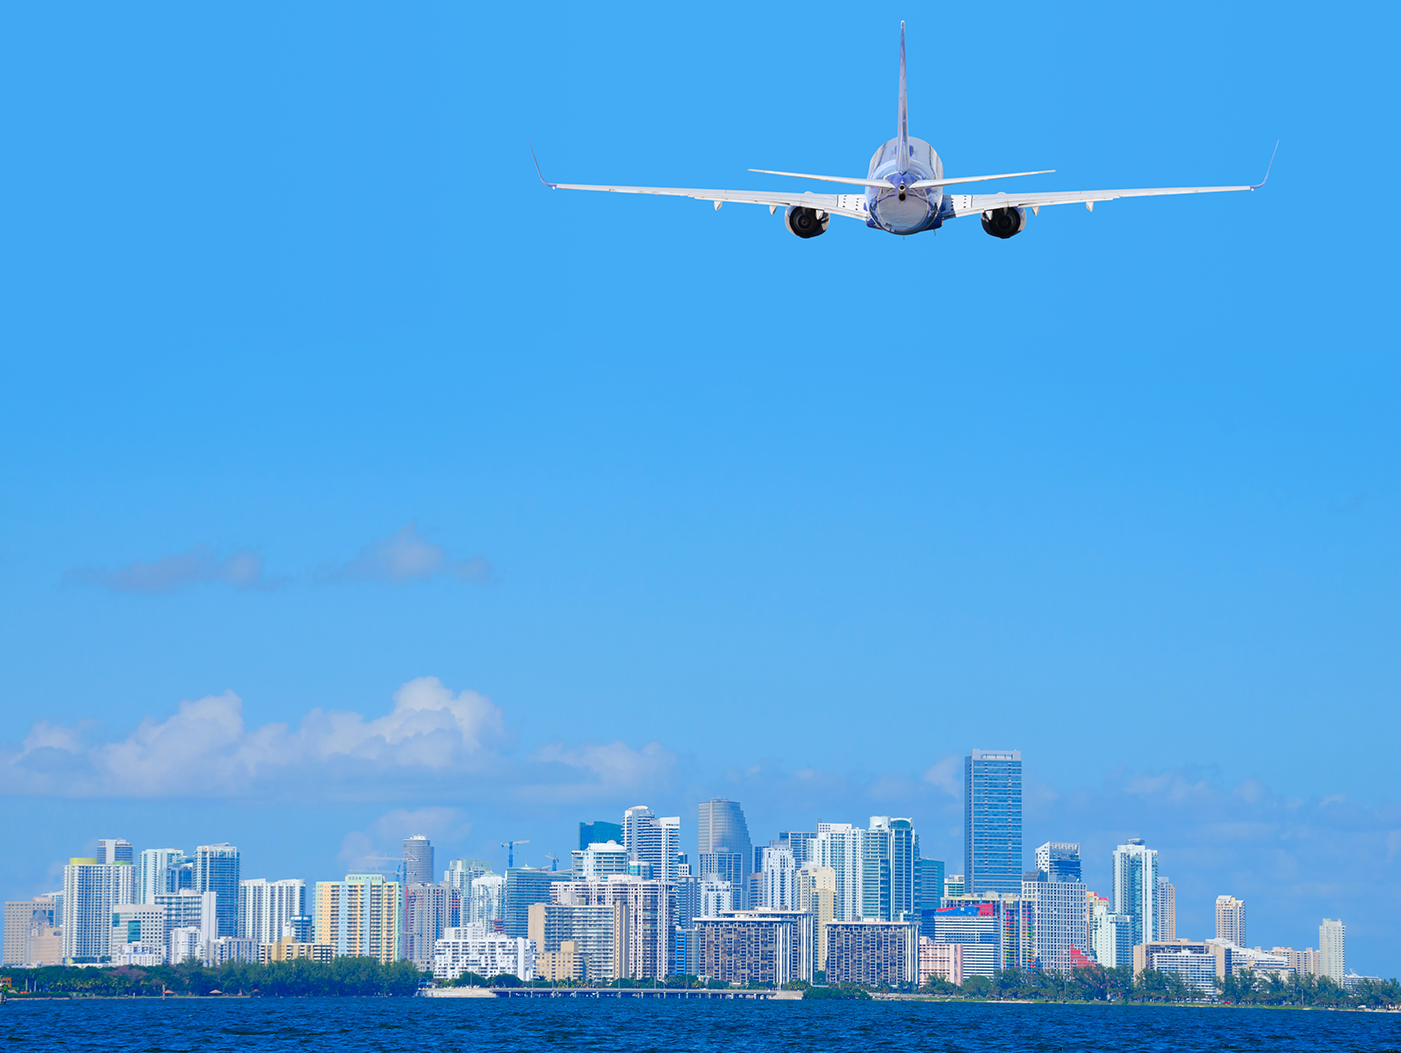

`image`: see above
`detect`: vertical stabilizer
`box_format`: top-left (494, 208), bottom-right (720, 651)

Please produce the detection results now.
top-left (897, 22), bottom-right (909, 172)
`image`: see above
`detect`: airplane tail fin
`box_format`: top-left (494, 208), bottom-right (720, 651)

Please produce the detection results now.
top-left (897, 22), bottom-right (909, 172)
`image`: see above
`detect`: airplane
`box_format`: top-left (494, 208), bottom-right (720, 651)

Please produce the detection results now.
top-left (532, 23), bottom-right (1273, 241)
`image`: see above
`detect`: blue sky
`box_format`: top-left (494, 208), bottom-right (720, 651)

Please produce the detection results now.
top-left (1, 2), bottom-right (1397, 971)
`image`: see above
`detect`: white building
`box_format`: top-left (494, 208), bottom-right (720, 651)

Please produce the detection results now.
top-left (1156, 878), bottom-right (1176, 940)
top-left (1022, 873), bottom-right (1089, 972)
top-left (761, 846), bottom-right (797, 909)
top-left (469, 874), bottom-right (506, 928)
top-left (811, 823), bottom-right (864, 921)
top-left (208, 936), bottom-right (260, 965)
top-left (238, 879), bottom-right (307, 945)
top-left (169, 926), bottom-right (203, 964)
top-left (155, 890), bottom-right (218, 960)
top-left (1215, 895), bottom-right (1246, 948)
top-left (138, 849), bottom-right (186, 905)
top-left (1147, 945), bottom-right (1217, 995)
top-left (63, 858), bottom-right (137, 962)
top-left (1207, 939), bottom-right (1290, 977)
top-left (432, 924), bottom-right (535, 982)
top-left (116, 941), bottom-right (165, 966)
top-left (698, 879), bottom-right (735, 919)
top-left (1319, 919), bottom-right (1345, 981)
top-left (1111, 839), bottom-right (1159, 949)
top-left (570, 841), bottom-right (630, 880)
top-left (1091, 902), bottom-right (1133, 970)
top-left (111, 904), bottom-right (167, 961)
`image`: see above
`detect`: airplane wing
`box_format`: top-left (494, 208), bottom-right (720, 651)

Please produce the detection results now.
top-left (531, 148), bottom-right (868, 220)
top-left (541, 180), bottom-right (868, 220)
top-left (948, 147), bottom-right (1276, 218)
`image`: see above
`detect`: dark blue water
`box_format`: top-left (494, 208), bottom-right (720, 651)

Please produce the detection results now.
top-left (3, 998), bottom-right (1399, 1052)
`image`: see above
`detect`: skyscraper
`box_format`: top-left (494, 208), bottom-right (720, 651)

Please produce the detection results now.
top-left (811, 823), bottom-right (864, 921)
top-left (195, 844), bottom-right (241, 938)
top-left (1111, 839), bottom-right (1158, 949)
top-left (760, 845), bottom-right (797, 909)
top-left (1319, 918), bottom-right (1345, 981)
top-left (237, 879), bottom-right (308, 944)
top-left (698, 798), bottom-right (752, 901)
top-left (1215, 895), bottom-right (1246, 947)
top-left (1025, 842), bottom-right (1089, 971)
top-left (62, 857), bottom-right (136, 962)
top-left (916, 858), bottom-right (944, 914)
top-left (863, 817), bottom-right (919, 921)
top-left (579, 821), bottom-right (623, 851)
top-left (1156, 878), bottom-right (1177, 941)
top-left (137, 849), bottom-right (185, 905)
top-left (964, 750), bottom-right (1022, 895)
top-left (96, 839), bottom-right (134, 865)
top-left (315, 874), bottom-right (402, 964)
top-left (402, 835), bottom-right (434, 888)
top-left (622, 807), bottom-right (681, 883)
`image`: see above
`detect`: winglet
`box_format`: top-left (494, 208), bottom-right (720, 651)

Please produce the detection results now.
top-left (1250, 140), bottom-right (1279, 190)
top-left (529, 142), bottom-right (557, 189)
top-left (897, 22), bottom-right (909, 174)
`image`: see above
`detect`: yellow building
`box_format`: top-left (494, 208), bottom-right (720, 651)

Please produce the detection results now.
top-left (536, 939), bottom-right (583, 982)
top-left (314, 874), bottom-right (402, 964)
top-left (796, 864), bottom-right (836, 973)
top-left (261, 939), bottom-right (335, 964)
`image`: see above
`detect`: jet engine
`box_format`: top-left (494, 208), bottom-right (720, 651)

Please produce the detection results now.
top-left (981, 206), bottom-right (1028, 239)
top-left (784, 205), bottom-right (830, 239)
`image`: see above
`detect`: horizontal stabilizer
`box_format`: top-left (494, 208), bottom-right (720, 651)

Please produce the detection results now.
top-left (909, 169), bottom-right (1054, 189)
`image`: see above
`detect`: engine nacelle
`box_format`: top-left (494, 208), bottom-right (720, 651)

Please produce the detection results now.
top-left (981, 206), bottom-right (1028, 239)
top-left (784, 205), bottom-right (830, 239)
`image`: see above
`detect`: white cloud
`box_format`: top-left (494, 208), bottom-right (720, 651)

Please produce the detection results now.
top-left (525, 741), bottom-right (677, 802)
top-left (64, 545), bottom-right (280, 593)
top-left (318, 522), bottom-right (491, 585)
top-left (923, 755), bottom-right (961, 796)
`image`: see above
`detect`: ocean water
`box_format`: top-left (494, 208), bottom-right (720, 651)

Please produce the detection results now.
top-left (3, 997), bottom-right (1399, 1052)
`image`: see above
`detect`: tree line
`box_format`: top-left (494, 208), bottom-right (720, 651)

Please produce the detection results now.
top-left (1, 957), bottom-right (422, 998)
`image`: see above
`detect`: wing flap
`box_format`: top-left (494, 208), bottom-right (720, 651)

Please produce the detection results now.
top-left (545, 181), bottom-right (867, 220)
top-left (951, 183), bottom-right (1258, 217)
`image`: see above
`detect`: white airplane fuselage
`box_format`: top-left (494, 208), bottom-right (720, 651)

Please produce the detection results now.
top-left (865, 135), bottom-right (944, 235)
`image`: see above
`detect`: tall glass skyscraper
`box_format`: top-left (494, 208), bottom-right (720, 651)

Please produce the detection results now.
top-left (402, 835), bottom-right (434, 887)
top-left (697, 798), bottom-right (752, 896)
top-left (964, 749), bottom-right (1022, 895)
top-left (195, 843), bottom-right (241, 938)
top-left (1111, 838), bottom-right (1159, 949)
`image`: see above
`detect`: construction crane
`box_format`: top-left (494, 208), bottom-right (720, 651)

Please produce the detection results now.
top-left (544, 854), bottom-right (560, 871)
top-left (501, 839), bottom-right (529, 869)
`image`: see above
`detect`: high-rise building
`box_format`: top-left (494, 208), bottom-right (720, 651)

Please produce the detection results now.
top-left (918, 936), bottom-right (964, 986)
top-left (917, 859), bottom-right (945, 915)
top-left (811, 823), bottom-right (864, 921)
top-left (1035, 842), bottom-right (1082, 883)
top-left (1319, 918), bottom-right (1345, 981)
top-left (402, 836), bottom-right (434, 888)
top-left (110, 903), bottom-right (167, 962)
top-left (432, 925), bottom-right (535, 982)
top-left (62, 858), bottom-right (136, 962)
top-left (622, 807), bottom-right (681, 884)
top-left (944, 874), bottom-right (965, 898)
top-left (1091, 905), bottom-right (1134, 970)
top-left (237, 879), bottom-right (308, 945)
top-left (825, 920), bottom-right (916, 986)
top-left (864, 817), bottom-right (919, 921)
top-left (314, 874), bottom-right (402, 963)
top-left (571, 841), bottom-right (631, 879)
top-left (3, 896), bottom-right (58, 966)
top-left (545, 876), bottom-right (670, 981)
top-left (1156, 878), bottom-right (1176, 941)
top-left (778, 831), bottom-right (817, 867)
top-left (796, 864), bottom-right (836, 973)
top-left (1111, 839), bottom-right (1159, 949)
top-left (579, 821), bottom-right (623, 851)
top-left (760, 846), bottom-right (797, 909)
top-left (404, 883), bottom-right (452, 970)
top-left (469, 873), bottom-right (506, 929)
top-left (697, 799), bottom-right (752, 900)
top-left (692, 910), bottom-right (813, 985)
top-left (964, 750), bottom-right (1022, 896)
top-left (137, 849), bottom-right (186, 905)
top-left (1023, 854), bottom-right (1090, 972)
top-left (96, 839), bottom-right (135, 865)
top-left (195, 844), bottom-right (241, 938)
top-left (1215, 895), bottom-right (1246, 947)
top-left (444, 858), bottom-right (488, 893)
top-left (504, 867), bottom-right (571, 938)
top-left (155, 891), bottom-right (218, 961)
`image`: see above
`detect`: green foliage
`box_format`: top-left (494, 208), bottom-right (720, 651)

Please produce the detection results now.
top-left (4, 957), bottom-right (423, 997)
top-left (802, 984), bottom-right (871, 1000)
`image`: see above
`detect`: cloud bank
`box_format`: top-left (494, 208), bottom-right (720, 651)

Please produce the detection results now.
top-left (3, 677), bottom-right (670, 803)
top-left (316, 522), bottom-right (492, 585)
top-left (63, 546), bottom-right (278, 594)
